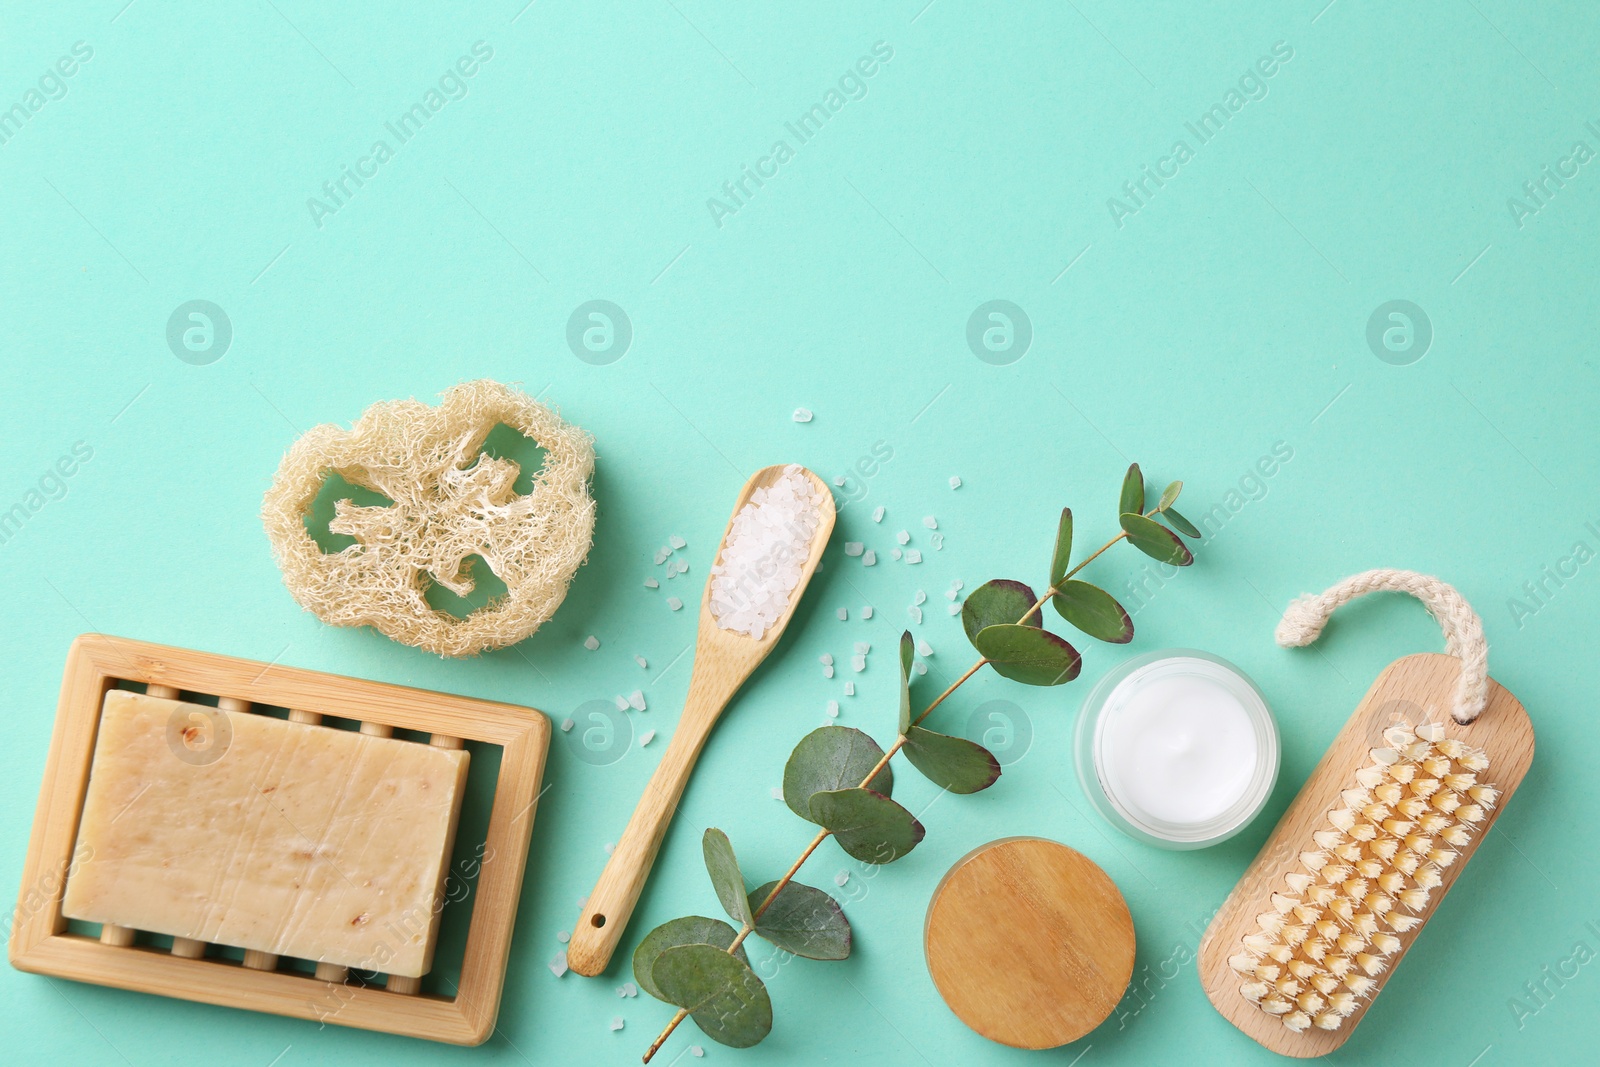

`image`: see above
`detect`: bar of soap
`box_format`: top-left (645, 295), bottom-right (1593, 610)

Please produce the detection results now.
top-left (62, 690), bottom-right (469, 978)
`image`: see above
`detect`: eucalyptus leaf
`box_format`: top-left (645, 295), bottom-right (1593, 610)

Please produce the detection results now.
top-left (1049, 507), bottom-right (1073, 586)
top-left (747, 880), bottom-right (851, 960)
top-left (1051, 579), bottom-right (1134, 644)
top-left (702, 828), bottom-right (752, 928)
top-left (902, 726), bottom-right (1001, 793)
top-left (898, 629), bottom-right (915, 732)
top-left (633, 916), bottom-right (748, 1002)
top-left (1164, 506), bottom-right (1202, 539)
top-left (971, 623), bottom-right (1082, 686)
top-left (808, 787), bottom-right (925, 864)
top-left (783, 726), bottom-right (893, 823)
top-left (961, 579), bottom-right (1041, 647)
top-left (1119, 462), bottom-right (1145, 516)
top-left (1158, 480), bottom-right (1182, 511)
top-left (651, 943), bottom-right (773, 1049)
top-left (1120, 511), bottom-right (1194, 566)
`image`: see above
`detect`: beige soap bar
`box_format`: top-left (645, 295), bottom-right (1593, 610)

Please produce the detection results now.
top-left (62, 690), bottom-right (469, 978)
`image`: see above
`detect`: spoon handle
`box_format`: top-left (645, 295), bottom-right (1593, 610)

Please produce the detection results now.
top-left (566, 674), bottom-right (728, 977)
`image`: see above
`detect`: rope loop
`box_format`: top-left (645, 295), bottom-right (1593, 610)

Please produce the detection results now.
top-left (1275, 569), bottom-right (1488, 724)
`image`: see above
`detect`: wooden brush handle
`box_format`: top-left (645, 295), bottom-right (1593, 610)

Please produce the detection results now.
top-left (567, 671), bottom-right (733, 977)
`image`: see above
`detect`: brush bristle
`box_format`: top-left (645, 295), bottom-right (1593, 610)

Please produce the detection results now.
top-left (1234, 720), bottom-right (1494, 1035)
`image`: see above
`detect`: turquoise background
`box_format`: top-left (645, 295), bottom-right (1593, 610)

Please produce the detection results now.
top-left (2, 1), bottom-right (1597, 1065)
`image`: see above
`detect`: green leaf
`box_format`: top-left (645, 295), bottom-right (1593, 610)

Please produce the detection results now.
top-left (961, 579), bottom-right (1041, 647)
top-left (808, 788), bottom-right (925, 864)
top-left (1120, 512), bottom-right (1194, 566)
top-left (702, 828), bottom-right (752, 928)
top-left (747, 880), bottom-right (851, 960)
top-left (1120, 462), bottom-right (1145, 516)
top-left (633, 916), bottom-right (748, 1002)
top-left (972, 623), bottom-right (1082, 686)
top-left (1164, 506), bottom-right (1202, 539)
top-left (1051, 579), bottom-right (1134, 644)
top-left (651, 943), bottom-right (773, 1049)
top-left (783, 726), bottom-right (893, 823)
top-left (898, 629), bottom-right (914, 732)
top-left (902, 726), bottom-right (1001, 793)
top-left (1049, 508), bottom-right (1073, 586)
top-left (1158, 480), bottom-right (1182, 511)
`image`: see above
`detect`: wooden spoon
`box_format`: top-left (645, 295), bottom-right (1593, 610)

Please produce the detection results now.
top-left (566, 464), bottom-right (836, 977)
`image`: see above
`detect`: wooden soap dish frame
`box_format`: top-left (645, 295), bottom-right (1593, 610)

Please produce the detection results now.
top-left (9, 634), bottom-right (550, 1046)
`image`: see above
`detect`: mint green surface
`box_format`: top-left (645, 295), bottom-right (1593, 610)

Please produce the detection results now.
top-left (3, 3), bottom-right (1597, 1065)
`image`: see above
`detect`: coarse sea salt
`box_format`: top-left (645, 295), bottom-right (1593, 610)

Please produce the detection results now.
top-left (949, 476), bottom-right (961, 489)
top-left (863, 550), bottom-right (877, 567)
top-left (923, 516), bottom-right (937, 529)
top-left (584, 635), bottom-right (600, 650)
top-left (896, 530), bottom-right (911, 545)
top-left (793, 408), bottom-right (813, 423)
top-left (930, 532), bottom-right (944, 550)
top-left (862, 606), bottom-right (873, 619)
top-left (844, 542), bottom-right (864, 556)
top-left (844, 681), bottom-right (855, 696)
top-left (709, 465), bottom-right (823, 639)
top-left (644, 576), bottom-right (659, 588)
top-left (906, 550), bottom-right (922, 564)
top-left (872, 506), bottom-right (885, 522)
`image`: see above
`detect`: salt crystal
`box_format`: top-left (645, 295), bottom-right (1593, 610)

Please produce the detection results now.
top-left (906, 550), bottom-right (922, 564)
top-left (923, 516), bottom-right (937, 529)
top-left (644, 577), bottom-right (659, 588)
top-left (952, 579), bottom-right (964, 591)
top-left (629, 690), bottom-right (647, 711)
top-left (557, 930), bottom-right (570, 943)
top-left (891, 548), bottom-right (902, 560)
top-left (560, 718), bottom-right (574, 732)
top-left (610, 1017), bottom-right (624, 1032)
top-left (666, 597), bottom-right (683, 611)
top-left (670, 535), bottom-right (687, 549)
top-left (930, 533), bottom-right (944, 550)
top-left (863, 550), bottom-right (877, 566)
top-left (896, 530), bottom-right (911, 545)
top-left (640, 729), bottom-right (656, 746)
top-left (691, 1049), bottom-right (705, 1059)
top-left (861, 606), bottom-right (873, 619)
top-left (844, 542), bottom-right (863, 556)
top-left (549, 951), bottom-right (568, 977)
top-left (820, 653), bottom-right (834, 665)
top-left (949, 476), bottom-right (961, 489)
top-left (909, 605), bottom-right (923, 624)
top-left (854, 642), bottom-right (870, 655)
top-left (914, 590), bottom-right (927, 605)
top-left (844, 682), bottom-right (855, 696)
top-left (655, 547), bottom-right (671, 565)
top-left (604, 842), bottom-right (615, 855)
top-left (792, 408), bottom-right (813, 423)
top-left (834, 870), bottom-right (850, 886)
top-left (622, 982), bottom-right (639, 998)
top-left (708, 465), bottom-right (822, 639)
top-left (872, 506), bottom-right (885, 522)
top-left (826, 701), bottom-right (839, 718)
top-left (577, 896), bottom-right (587, 908)
top-left (833, 475), bottom-right (846, 487)
top-left (947, 603), bottom-right (962, 615)
top-left (678, 561), bottom-right (689, 574)
top-left (837, 607), bottom-right (848, 621)
top-left (851, 655), bottom-right (865, 672)
top-left (945, 588), bottom-right (958, 600)
top-left (771, 786), bottom-right (783, 799)
top-left (584, 635), bottom-right (600, 650)
top-left (635, 655), bottom-right (648, 668)
top-left (613, 695), bottom-right (630, 711)
top-left (823, 665), bottom-right (834, 678)
top-left (913, 661), bottom-right (927, 676)
top-left (917, 640), bottom-right (933, 657)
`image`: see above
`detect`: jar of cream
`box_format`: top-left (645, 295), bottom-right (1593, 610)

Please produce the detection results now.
top-left (1074, 649), bottom-right (1278, 849)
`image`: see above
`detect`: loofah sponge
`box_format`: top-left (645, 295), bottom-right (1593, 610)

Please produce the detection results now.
top-left (262, 380), bottom-right (595, 657)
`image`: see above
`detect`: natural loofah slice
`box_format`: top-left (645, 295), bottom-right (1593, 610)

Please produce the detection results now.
top-left (262, 380), bottom-right (595, 657)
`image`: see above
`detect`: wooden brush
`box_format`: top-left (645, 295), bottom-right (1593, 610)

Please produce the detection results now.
top-left (1199, 571), bottom-right (1534, 1056)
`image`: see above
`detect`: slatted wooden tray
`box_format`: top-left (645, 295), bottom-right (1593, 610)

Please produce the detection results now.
top-left (8, 634), bottom-right (549, 1045)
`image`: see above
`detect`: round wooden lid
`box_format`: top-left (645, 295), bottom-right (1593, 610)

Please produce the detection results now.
top-left (924, 837), bottom-right (1135, 1049)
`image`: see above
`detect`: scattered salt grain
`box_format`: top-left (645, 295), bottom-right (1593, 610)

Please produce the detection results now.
top-left (923, 516), bottom-right (937, 529)
top-left (709, 465), bottom-right (823, 639)
top-left (635, 654), bottom-right (648, 669)
top-left (837, 607), bottom-right (848, 621)
top-left (914, 590), bottom-right (927, 605)
top-left (557, 930), bottom-right (570, 943)
top-left (613, 695), bottom-right (630, 711)
top-left (891, 548), bottom-right (902, 560)
top-left (577, 896), bottom-right (587, 909)
top-left (917, 640), bottom-right (933, 657)
top-left (823, 664), bottom-right (834, 678)
top-left (854, 642), bottom-right (870, 655)
top-left (896, 530), bottom-right (911, 545)
top-left (584, 635), bottom-right (600, 650)
top-left (826, 701), bottom-right (839, 718)
top-left (913, 661), bottom-right (927, 676)
top-left (644, 577), bottom-right (659, 588)
top-left (844, 542), bottom-right (863, 556)
top-left (667, 597), bottom-right (684, 611)
top-left (629, 690), bottom-right (647, 711)
top-left (906, 550), bottom-right (922, 564)
top-left (604, 842), bottom-right (616, 855)
top-left (670, 535), bottom-right (687, 549)
top-left (561, 718), bottom-right (575, 732)
top-left (820, 653), bottom-right (834, 666)
top-left (610, 1017), bottom-right (625, 1032)
top-left (872, 506), bottom-right (885, 522)
top-left (862, 606), bottom-right (873, 619)
top-left (655, 547), bottom-right (671, 565)
top-left (909, 605), bottom-right (923, 624)
top-left (851, 655), bottom-right (866, 672)
top-left (949, 476), bottom-right (962, 489)
top-left (549, 951), bottom-right (568, 977)
top-left (945, 588), bottom-right (959, 600)
top-left (947, 603), bottom-right (962, 615)
top-left (792, 408), bottom-right (813, 423)
top-left (844, 682), bottom-right (855, 696)
top-left (692, 1049), bottom-right (705, 1059)
top-left (621, 982), bottom-right (638, 998)
top-left (640, 729), bottom-right (656, 746)
top-left (863, 550), bottom-right (877, 566)
top-left (771, 786), bottom-right (783, 799)
top-left (835, 870), bottom-right (850, 887)
top-left (833, 475), bottom-right (846, 487)
top-left (677, 560), bottom-right (689, 574)
top-left (951, 579), bottom-right (964, 591)
top-left (930, 532), bottom-right (944, 550)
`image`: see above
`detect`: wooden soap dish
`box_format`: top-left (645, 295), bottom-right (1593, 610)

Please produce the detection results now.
top-left (9, 634), bottom-right (550, 1045)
